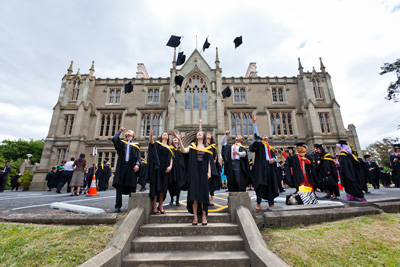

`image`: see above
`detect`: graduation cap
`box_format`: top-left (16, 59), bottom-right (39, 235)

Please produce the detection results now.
top-left (363, 155), bottom-right (371, 159)
top-left (234, 36), bottom-right (243, 48)
top-left (393, 144), bottom-right (400, 148)
top-left (166, 35), bottom-right (181, 48)
top-left (174, 75), bottom-right (184, 86)
top-left (337, 140), bottom-right (348, 145)
top-left (124, 81), bottom-right (133, 94)
top-left (222, 86), bottom-right (232, 99)
top-left (295, 142), bottom-right (307, 148)
top-left (287, 146), bottom-right (295, 150)
top-left (202, 37), bottom-right (210, 52)
top-left (314, 144), bottom-right (323, 149)
top-left (176, 52), bottom-right (186, 66)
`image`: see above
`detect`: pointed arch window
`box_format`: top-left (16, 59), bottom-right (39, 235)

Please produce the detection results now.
top-left (71, 81), bottom-right (80, 101)
top-left (312, 78), bottom-right (323, 99)
top-left (184, 74), bottom-right (208, 111)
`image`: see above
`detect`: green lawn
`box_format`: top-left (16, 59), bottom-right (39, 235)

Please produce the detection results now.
top-left (262, 213), bottom-right (400, 267)
top-left (0, 222), bottom-right (117, 267)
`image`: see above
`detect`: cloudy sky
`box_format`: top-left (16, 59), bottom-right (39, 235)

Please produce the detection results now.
top-left (1, 0), bottom-right (399, 149)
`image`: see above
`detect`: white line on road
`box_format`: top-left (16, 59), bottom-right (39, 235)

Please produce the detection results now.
top-left (11, 196), bottom-right (115, 211)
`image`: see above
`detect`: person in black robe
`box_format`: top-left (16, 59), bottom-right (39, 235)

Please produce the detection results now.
top-left (309, 144), bottom-right (322, 191)
top-left (364, 155), bottom-right (381, 189)
top-left (283, 147), bottom-right (295, 188)
top-left (379, 167), bottom-right (391, 187)
top-left (337, 140), bottom-right (366, 202)
top-left (168, 136), bottom-right (186, 206)
top-left (221, 131), bottom-right (250, 192)
top-left (248, 160), bottom-right (254, 191)
top-left (316, 145), bottom-right (340, 199)
top-left (148, 130), bottom-right (173, 215)
top-left (390, 144), bottom-right (400, 188)
top-left (10, 171), bottom-right (22, 191)
top-left (138, 156), bottom-right (148, 192)
top-left (277, 161), bottom-right (286, 192)
top-left (249, 115), bottom-right (279, 209)
top-left (112, 126), bottom-right (141, 212)
top-left (96, 158), bottom-right (112, 191)
top-left (54, 161), bottom-right (66, 193)
top-left (174, 130), bottom-right (213, 225)
top-left (45, 167), bottom-right (56, 191)
top-left (354, 152), bottom-right (370, 193)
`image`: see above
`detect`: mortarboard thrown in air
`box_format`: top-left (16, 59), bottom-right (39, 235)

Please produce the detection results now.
top-left (234, 36), bottom-right (243, 48)
top-left (337, 140), bottom-right (348, 145)
top-left (176, 52), bottom-right (186, 66)
top-left (166, 35), bottom-right (181, 48)
top-left (175, 75), bottom-right (184, 86)
top-left (222, 86), bottom-right (232, 99)
top-left (363, 155), bottom-right (371, 159)
top-left (203, 37), bottom-right (211, 52)
top-left (295, 142), bottom-right (307, 148)
top-left (124, 81), bottom-right (133, 94)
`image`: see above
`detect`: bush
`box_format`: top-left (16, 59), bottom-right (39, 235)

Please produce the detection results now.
top-left (20, 171), bottom-right (33, 191)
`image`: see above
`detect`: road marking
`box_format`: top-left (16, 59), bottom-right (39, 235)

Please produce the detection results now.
top-left (0, 194), bottom-right (49, 201)
top-left (212, 196), bottom-right (228, 201)
top-left (11, 196), bottom-right (115, 211)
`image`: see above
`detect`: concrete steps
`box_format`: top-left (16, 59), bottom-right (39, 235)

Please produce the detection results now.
top-left (122, 213), bottom-right (251, 267)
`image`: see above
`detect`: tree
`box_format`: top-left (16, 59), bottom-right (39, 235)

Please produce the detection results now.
top-left (380, 58), bottom-right (400, 102)
top-left (0, 139), bottom-right (44, 164)
top-left (363, 137), bottom-right (399, 168)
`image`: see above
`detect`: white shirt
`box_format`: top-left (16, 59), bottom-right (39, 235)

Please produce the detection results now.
top-left (64, 161), bottom-right (75, 171)
top-left (221, 135), bottom-right (246, 159)
top-left (253, 123), bottom-right (277, 163)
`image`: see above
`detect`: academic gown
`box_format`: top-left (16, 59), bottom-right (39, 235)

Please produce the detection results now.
top-left (284, 159), bottom-right (294, 187)
top-left (11, 174), bottom-right (21, 188)
top-left (221, 144), bottom-right (250, 192)
top-left (338, 151), bottom-right (365, 199)
top-left (319, 153), bottom-right (340, 196)
top-left (147, 141), bottom-right (172, 200)
top-left (54, 165), bottom-right (64, 189)
top-left (45, 171), bottom-right (55, 189)
top-left (309, 151), bottom-right (321, 189)
top-left (390, 153), bottom-right (400, 187)
top-left (95, 163), bottom-right (111, 190)
top-left (186, 145), bottom-right (214, 215)
top-left (138, 160), bottom-right (148, 188)
top-left (112, 137), bottom-right (141, 194)
top-left (249, 138), bottom-right (279, 200)
top-left (358, 159), bottom-right (370, 192)
top-left (282, 152), bottom-right (317, 189)
top-left (168, 146), bottom-right (185, 197)
top-left (207, 144), bottom-right (221, 194)
top-left (366, 160), bottom-right (380, 187)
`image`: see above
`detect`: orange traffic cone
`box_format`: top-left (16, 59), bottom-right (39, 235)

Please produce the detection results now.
top-left (338, 178), bottom-right (344, 190)
top-left (87, 175), bottom-right (98, 196)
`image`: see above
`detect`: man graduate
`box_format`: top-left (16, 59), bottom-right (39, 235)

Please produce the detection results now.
top-left (249, 114), bottom-right (279, 209)
top-left (112, 126), bottom-right (141, 212)
top-left (96, 158), bottom-right (112, 191)
top-left (364, 155), bottom-right (381, 189)
top-left (390, 144), bottom-right (400, 188)
top-left (221, 130), bottom-right (250, 192)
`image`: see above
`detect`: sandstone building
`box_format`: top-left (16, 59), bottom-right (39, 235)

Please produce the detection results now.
top-left (31, 48), bottom-right (360, 189)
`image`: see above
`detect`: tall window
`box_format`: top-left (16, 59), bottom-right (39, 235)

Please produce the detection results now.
top-left (270, 112), bottom-right (293, 136)
top-left (233, 88), bottom-right (246, 103)
top-left (319, 113), bottom-right (331, 133)
top-left (141, 113), bottom-right (163, 137)
top-left (71, 81), bottom-right (80, 101)
top-left (99, 113), bottom-right (122, 137)
top-left (184, 74), bottom-right (207, 110)
top-left (231, 112), bottom-right (254, 136)
top-left (109, 88), bottom-right (121, 104)
top-left (97, 152), bottom-right (117, 168)
top-left (312, 78), bottom-right (323, 99)
top-left (63, 115), bottom-right (74, 136)
top-left (272, 88), bottom-right (285, 103)
top-left (56, 148), bottom-right (67, 165)
top-left (147, 88), bottom-right (160, 104)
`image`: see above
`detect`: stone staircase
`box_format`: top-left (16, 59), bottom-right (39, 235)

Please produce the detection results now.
top-left (121, 213), bottom-right (251, 267)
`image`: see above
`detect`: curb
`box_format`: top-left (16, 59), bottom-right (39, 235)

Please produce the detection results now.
top-left (1, 213), bottom-right (118, 225)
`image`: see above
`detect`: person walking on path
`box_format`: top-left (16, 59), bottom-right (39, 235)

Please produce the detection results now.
top-left (0, 161), bottom-right (12, 192)
top-left (70, 153), bottom-right (87, 196)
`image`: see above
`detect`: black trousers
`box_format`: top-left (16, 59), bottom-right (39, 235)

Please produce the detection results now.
top-left (115, 162), bottom-right (135, 209)
top-left (57, 171), bottom-right (73, 192)
top-left (231, 160), bottom-right (245, 192)
top-left (0, 174), bottom-right (9, 192)
top-left (255, 185), bottom-right (274, 205)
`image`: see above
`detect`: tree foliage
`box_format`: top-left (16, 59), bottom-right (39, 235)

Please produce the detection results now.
top-left (0, 139), bottom-right (44, 164)
top-left (363, 137), bottom-right (399, 168)
top-left (380, 58), bottom-right (400, 102)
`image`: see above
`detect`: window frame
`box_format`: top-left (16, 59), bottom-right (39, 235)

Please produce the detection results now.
top-left (106, 87), bottom-right (122, 105)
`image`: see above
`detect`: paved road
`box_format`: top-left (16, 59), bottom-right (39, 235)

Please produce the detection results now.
top-left (1, 186), bottom-right (399, 215)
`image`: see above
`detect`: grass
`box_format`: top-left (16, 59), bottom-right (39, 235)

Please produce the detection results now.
top-left (262, 213), bottom-right (400, 267)
top-left (0, 222), bottom-right (117, 267)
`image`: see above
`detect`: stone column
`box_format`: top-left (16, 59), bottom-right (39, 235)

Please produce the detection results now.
top-left (228, 192), bottom-right (252, 223)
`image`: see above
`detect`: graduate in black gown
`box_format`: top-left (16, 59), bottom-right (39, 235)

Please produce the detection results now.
top-left (316, 144), bottom-right (340, 199)
top-left (364, 155), bottom-right (381, 189)
top-left (249, 114), bottom-right (279, 209)
top-left (148, 130), bottom-right (173, 215)
top-left (173, 130), bottom-right (212, 225)
top-left (283, 147), bottom-right (295, 188)
top-left (138, 156), bottom-right (148, 192)
top-left (45, 167), bottom-right (56, 191)
top-left (11, 171), bottom-right (22, 191)
top-left (337, 140), bottom-right (366, 202)
top-left (54, 160), bottom-right (66, 192)
top-left (96, 158), bottom-right (111, 191)
top-left (168, 136), bottom-right (186, 206)
top-left (353, 151), bottom-right (370, 194)
top-left (390, 144), bottom-right (400, 188)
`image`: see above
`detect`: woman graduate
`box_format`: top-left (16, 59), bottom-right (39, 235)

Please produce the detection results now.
top-left (337, 140), bottom-right (366, 202)
top-left (148, 130), bottom-right (173, 214)
top-left (168, 135), bottom-right (186, 206)
top-left (173, 130), bottom-right (212, 225)
top-left (316, 144), bottom-right (340, 199)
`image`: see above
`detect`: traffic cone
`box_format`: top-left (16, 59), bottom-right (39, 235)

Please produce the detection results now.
top-left (87, 175), bottom-right (98, 196)
top-left (338, 178), bottom-right (344, 190)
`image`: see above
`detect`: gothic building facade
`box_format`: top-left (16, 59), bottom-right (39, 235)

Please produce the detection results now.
top-left (31, 48), bottom-right (360, 189)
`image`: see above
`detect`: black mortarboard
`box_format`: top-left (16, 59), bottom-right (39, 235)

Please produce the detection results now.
top-left (295, 142), bottom-right (307, 148)
top-left (234, 36), bottom-right (243, 48)
top-left (338, 140), bottom-right (348, 145)
top-left (124, 81), bottom-right (133, 94)
top-left (393, 144), bottom-right (400, 148)
top-left (166, 35), bottom-right (181, 48)
top-left (287, 146), bottom-right (295, 150)
top-left (176, 52), bottom-right (186, 66)
top-left (222, 86), bottom-right (232, 99)
top-left (315, 144), bottom-right (323, 149)
top-left (174, 75), bottom-right (184, 86)
top-left (202, 37), bottom-right (210, 52)
top-left (363, 155), bottom-right (371, 159)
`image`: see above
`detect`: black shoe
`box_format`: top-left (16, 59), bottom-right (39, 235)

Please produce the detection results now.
top-left (139, 188), bottom-right (146, 192)
top-left (169, 202), bottom-right (173, 205)
top-left (115, 207), bottom-right (121, 213)
top-left (56, 191), bottom-right (61, 194)
top-left (176, 202), bottom-right (181, 207)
